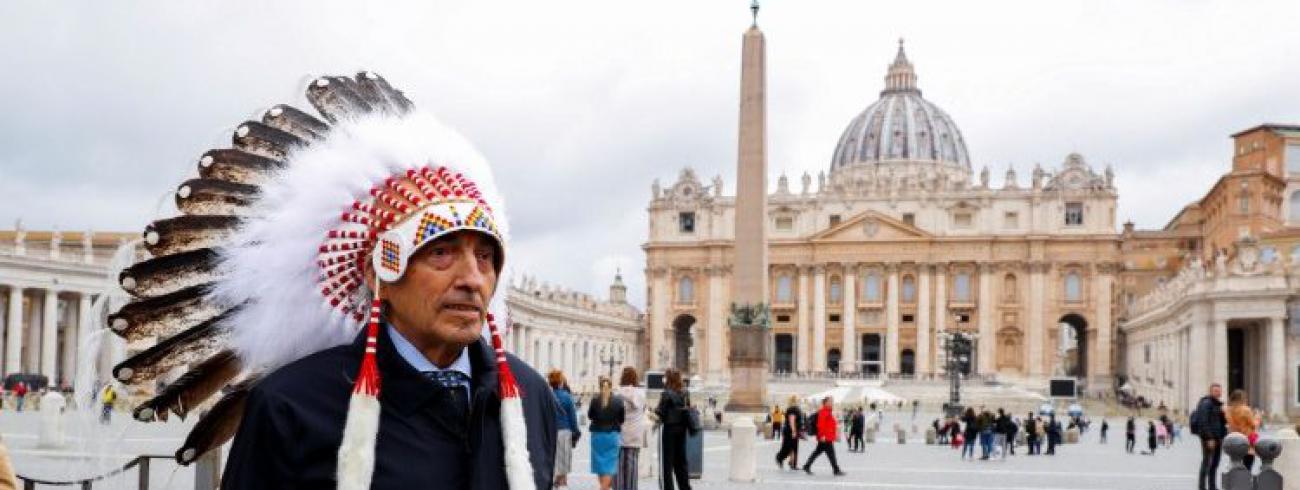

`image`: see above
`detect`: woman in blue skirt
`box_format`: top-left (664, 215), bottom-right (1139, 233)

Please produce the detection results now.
top-left (588, 376), bottom-right (626, 490)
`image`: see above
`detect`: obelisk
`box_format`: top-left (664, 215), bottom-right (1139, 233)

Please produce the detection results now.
top-left (725, 0), bottom-right (770, 413)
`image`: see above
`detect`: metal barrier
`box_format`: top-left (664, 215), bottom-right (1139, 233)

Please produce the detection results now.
top-left (15, 450), bottom-right (221, 490)
top-left (1222, 432), bottom-right (1284, 490)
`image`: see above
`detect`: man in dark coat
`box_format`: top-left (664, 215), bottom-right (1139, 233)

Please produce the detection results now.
top-left (1192, 383), bottom-right (1227, 490)
top-left (223, 227), bottom-right (557, 488)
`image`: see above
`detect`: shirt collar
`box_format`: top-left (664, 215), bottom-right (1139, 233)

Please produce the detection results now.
top-left (385, 322), bottom-right (472, 378)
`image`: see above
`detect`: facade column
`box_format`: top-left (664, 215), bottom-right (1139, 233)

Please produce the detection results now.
top-left (705, 266), bottom-right (725, 383)
top-left (649, 268), bottom-right (669, 370)
top-left (932, 264), bottom-right (947, 375)
top-left (1028, 262), bottom-right (1047, 378)
top-left (796, 266), bottom-right (811, 373)
top-left (41, 289), bottom-right (59, 381)
top-left (4, 287), bottom-right (22, 376)
top-left (1267, 316), bottom-right (1287, 418)
top-left (1092, 265), bottom-right (1114, 392)
top-left (917, 265), bottom-right (932, 376)
top-left (60, 293), bottom-right (87, 387)
top-left (841, 264), bottom-right (858, 373)
top-left (976, 263), bottom-right (995, 375)
top-left (1186, 308), bottom-right (1210, 409)
top-left (812, 265), bottom-right (827, 372)
top-left (1212, 318), bottom-right (1229, 388)
top-left (885, 264), bottom-right (900, 374)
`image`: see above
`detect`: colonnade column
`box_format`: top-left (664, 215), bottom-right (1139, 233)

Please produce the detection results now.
top-left (41, 289), bottom-right (58, 381)
top-left (1212, 318), bottom-right (1228, 387)
top-left (796, 266), bottom-right (810, 373)
top-left (60, 293), bottom-right (87, 387)
top-left (932, 264), bottom-right (947, 375)
top-left (841, 264), bottom-right (857, 373)
top-left (1267, 316), bottom-right (1287, 418)
top-left (1028, 262), bottom-right (1046, 378)
top-left (917, 265), bottom-right (931, 376)
top-left (705, 266), bottom-right (725, 382)
top-left (4, 287), bottom-right (22, 376)
top-left (976, 264), bottom-right (994, 375)
top-left (885, 264), bottom-right (900, 374)
top-left (812, 266), bottom-right (827, 372)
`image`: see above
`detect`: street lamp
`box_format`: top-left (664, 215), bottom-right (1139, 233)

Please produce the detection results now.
top-left (599, 353), bottom-right (622, 379)
top-left (938, 328), bottom-right (978, 418)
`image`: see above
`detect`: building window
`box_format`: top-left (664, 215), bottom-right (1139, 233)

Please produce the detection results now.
top-left (775, 216), bottom-right (794, 231)
top-left (1003, 274), bottom-right (1017, 302)
top-left (1239, 193), bottom-right (1251, 214)
top-left (1286, 143), bottom-right (1300, 175)
top-left (902, 213), bottom-right (915, 226)
top-left (1064, 202), bottom-right (1084, 226)
top-left (776, 314), bottom-right (791, 323)
top-left (902, 275), bottom-right (917, 303)
top-left (829, 276), bottom-right (842, 304)
top-left (1144, 344), bottom-right (1151, 364)
top-left (1064, 272), bottom-right (1082, 302)
top-left (901, 314), bottom-right (914, 323)
top-left (956, 313), bottom-right (971, 323)
top-left (953, 212), bottom-right (972, 228)
top-left (829, 214), bottom-right (842, 227)
top-left (862, 272), bottom-right (882, 302)
top-left (1004, 211), bottom-right (1019, 229)
top-left (954, 272), bottom-right (972, 302)
top-left (776, 275), bottom-right (793, 304)
top-left (829, 314), bottom-right (841, 323)
top-left (679, 212), bottom-right (696, 233)
top-left (676, 276), bottom-right (694, 305)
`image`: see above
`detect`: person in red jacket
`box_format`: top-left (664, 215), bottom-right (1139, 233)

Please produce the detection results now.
top-left (801, 396), bottom-right (845, 476)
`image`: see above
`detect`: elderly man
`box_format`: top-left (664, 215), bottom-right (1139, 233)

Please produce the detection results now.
top-left (213, 84), bottom-right (556, 488)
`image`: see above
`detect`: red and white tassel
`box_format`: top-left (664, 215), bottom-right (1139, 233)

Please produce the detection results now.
top-left (487, 313), bottom-right (535, 490)
top-left (337, 289), bottom-right (383, 490)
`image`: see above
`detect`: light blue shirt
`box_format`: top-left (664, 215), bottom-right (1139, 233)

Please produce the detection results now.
top-left (386, 323), bottom-right (472, 399)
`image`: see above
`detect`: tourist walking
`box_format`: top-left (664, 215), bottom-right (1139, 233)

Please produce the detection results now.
top-left (1155, 418), bottom-right (1168, 447)
top-left (960, 408), bottom-right (978, 459)
top-left (1100, 419), bottom-right (1109, 444)
top-left (100, 384), bottom-right (116, 425)
top-left (552, 371), bottom-right (581, 490)
top-left (977, 409), bottom-right (995, 460)
top-left (1191, 383), bottom-right (1228, 490)
top-left (12, 382), bottom-right (26, 412)
top-left (1044, 415), bottom-right (1061, 455)
top-left (771, 405), bottom-right (784, 440)
top-left (1125, 416), bottom-right (1136, 453)
top-left (614, 367), bottom-right (646, 490)
top-left (848, 408), bottom-right (866, 452)
top-left (802, 397), bottom-right (845, 476)
top-left (776, 395), bottom-right (804, 470)
top-left (1144, 420), bottom-right (1158, 455)
top-left (655, 368), bottom-right (693, 490)
top-left (997, 409), bottom-right (1016, 457)
top-left (1025, 414), bottom-right (1040, 455)
top-left (588, 376), bottom-right (626, 490)
top-left (1225, 389), bottom-right (1259, 471)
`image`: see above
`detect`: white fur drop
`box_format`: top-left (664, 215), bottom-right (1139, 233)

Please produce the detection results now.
top-left (500, 396), bottom-right (536, 490)
top-left (336, 393), bottom-right (381, 490)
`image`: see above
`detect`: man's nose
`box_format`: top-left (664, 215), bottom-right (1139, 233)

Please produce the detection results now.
top-left (451, 246), bottom-right (488, 293)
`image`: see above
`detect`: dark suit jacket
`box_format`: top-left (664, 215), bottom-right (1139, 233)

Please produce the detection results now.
top-left (222, 325), bottom-right (556, 489)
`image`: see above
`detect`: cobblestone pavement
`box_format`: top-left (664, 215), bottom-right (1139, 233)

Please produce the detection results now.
top-left (0, 408), bottom-right (1230, 490)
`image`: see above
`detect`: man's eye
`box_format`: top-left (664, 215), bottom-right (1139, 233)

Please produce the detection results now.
top-left (476, 250), bottom-right (494, 261)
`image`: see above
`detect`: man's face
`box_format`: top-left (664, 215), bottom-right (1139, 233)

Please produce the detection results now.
top-left (1210, 384), bottom-right (1222, 399)
top-left (823, 398), bottom-right (833, 409)
top-left (380, 231), bottom-right (499, 350)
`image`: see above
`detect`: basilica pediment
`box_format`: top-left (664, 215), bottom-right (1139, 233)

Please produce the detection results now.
top-left (809, 211), bottom-right (932, 242)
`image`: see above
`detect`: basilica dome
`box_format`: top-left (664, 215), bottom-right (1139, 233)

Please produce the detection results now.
top-left (830, 42), bottom-right (971, 172)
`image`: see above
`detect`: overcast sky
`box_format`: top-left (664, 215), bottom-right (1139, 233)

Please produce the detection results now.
top-left (2, 1), bottom-right (1298, 309)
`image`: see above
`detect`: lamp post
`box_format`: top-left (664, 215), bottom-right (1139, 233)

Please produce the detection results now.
top-left (600, 354), bottom-right (622, 379)
top-left (938, 329), bottom-right (978, 418)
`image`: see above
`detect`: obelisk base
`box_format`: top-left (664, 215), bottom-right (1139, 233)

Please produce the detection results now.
top-left (724, 324), bottom-right (769, 413)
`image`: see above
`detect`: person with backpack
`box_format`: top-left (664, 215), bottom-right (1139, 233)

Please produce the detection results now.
top-left (801, 396), bottom-right (845, 476)
top-left (1190, 383), bottom-right (1228, 490)
top-left (776, 395), bottom-right (805, 470)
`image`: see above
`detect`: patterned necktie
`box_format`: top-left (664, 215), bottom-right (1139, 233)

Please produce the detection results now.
top-left (425, 371), bottom-right (471, 417)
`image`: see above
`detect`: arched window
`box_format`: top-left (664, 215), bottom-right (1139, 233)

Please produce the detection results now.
top-left (1289, 191), bottom-right (1300, 222)
top-left (776, 275), bottom-right (793, 304)
top-left (862, 271), bottom-right (882, 302)
top-left (1004, 274), bottom-right (1018, 302)
top-left (676, 276), bottom-right (694, 305)
top-left (829, 276), bottom-right (843, 304)
top-left (954, 272), bottom-right (972, 302)
top-left (901, 275), bottom-right (917, 303)
top-left (1064, 272), bottom-right (1082, 302)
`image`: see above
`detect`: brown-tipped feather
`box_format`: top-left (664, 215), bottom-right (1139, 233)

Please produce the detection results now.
top-left (306, 75), bottom-right (372, 123)
top-left (261, 104), bottom-right (330, 141)
top-left (142, 215), bottom-right (241, 257)
top-left (232, 121), bottom-right (305, 161)
top-left (175, 178), bottom-right (259, 216)
top-left (111, 308), bottom-right (230, 385)
top-left (176, 377), bottom-right (258, 465)
top-left (355, 71), bottom-right (413, 114)
top-left (119, 248), bottom-right (220, 299)
top-left (107, 285), bottom-right (223, 342)
top-left (133, 350), bottom-right (240, 423)
top-left (196, 149), bottom-right (283, 185)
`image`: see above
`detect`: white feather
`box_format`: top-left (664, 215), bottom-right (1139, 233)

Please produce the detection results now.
top-left (336, 393), bottom-right (381, 490)
top-left (211, 111), bottom-right (513, 372)
top-left (500, 396), bottom-right (537, 490)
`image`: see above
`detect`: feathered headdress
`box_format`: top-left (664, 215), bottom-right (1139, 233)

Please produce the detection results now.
top-left (108, 73), bottom-right (533, 489)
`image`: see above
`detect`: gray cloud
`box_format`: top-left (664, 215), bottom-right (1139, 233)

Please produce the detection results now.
top-left (2, 1), bottom-right (1298, 309)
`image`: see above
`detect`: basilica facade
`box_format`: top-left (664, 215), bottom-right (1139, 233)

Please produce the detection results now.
top-left (645, 43), bottom-right (1123, 393)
